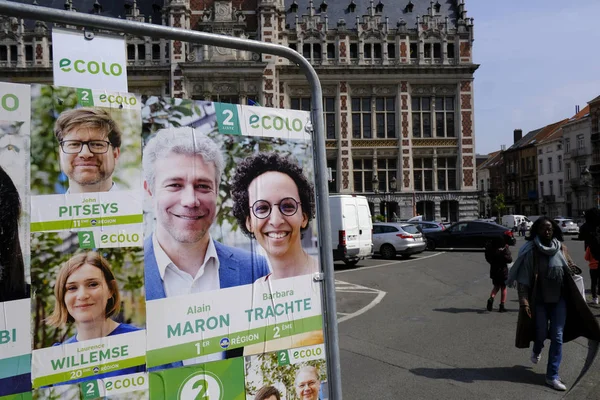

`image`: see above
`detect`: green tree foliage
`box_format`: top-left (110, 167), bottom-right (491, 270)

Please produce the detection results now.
top-left (491, 194), bottom-right (506, 218)
top-left (31, 232), bottom-right (145, 349)
top-left (30, 86), bottom-right (79, 194)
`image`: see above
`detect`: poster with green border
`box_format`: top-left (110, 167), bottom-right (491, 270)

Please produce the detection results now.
top-left (149, 358), bottom-right (245, 400)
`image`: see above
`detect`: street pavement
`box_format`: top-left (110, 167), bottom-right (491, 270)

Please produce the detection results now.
top-left (334, 236), bottom-right (600, 399)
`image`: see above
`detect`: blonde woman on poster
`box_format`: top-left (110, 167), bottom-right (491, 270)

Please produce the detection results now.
top-left (54, 108), bottom-right (122, 193)
top-left (231, 152), bottom-right (319, 280)
top-left (47, 251), bottom-right (144, 383)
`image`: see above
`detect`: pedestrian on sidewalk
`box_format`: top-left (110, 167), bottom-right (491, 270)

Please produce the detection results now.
top-left (507, 216), bottom-right (600, 392)
top-left (578, 208), bottom-right (600, 253)
top-left (585, 245), bottom-right (599, 304)
top-left (520, 220), bottom-right (527, 237)
top-left (485, 236), bottom-right (512, 312)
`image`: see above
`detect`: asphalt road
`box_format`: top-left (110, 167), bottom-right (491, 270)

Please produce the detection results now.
top-left (334, 236), bottom-right (600, 400)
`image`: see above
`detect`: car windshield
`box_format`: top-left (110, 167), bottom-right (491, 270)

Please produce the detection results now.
top-left (401, 225), bottom-right (420, 234)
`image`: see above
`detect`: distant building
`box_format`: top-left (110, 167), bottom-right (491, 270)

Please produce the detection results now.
top-left (503, 121), bottom-right (567, 216)
top-left (589, 97), bottom-right (600, 208)
top-left (563, 104), bottom-right (593, 216)
top-left (536, 121), bottom-right (568, 217)
top-left (0, 0), bottom-right (479, 222)
top-left (476, 151), bottom-right (500, 217)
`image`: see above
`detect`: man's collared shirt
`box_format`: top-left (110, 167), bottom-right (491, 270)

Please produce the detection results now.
top-left (152, 233), bottom-right (223, 365)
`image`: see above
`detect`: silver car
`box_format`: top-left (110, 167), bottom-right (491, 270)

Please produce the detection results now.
top-left (372, 223), bottom-right (427, 259)
top-left (554, 218), bottom-right (580, 235)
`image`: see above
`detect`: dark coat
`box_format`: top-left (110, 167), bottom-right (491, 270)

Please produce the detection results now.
top-left (515, 264), bottom-right (600, 349)
top-left (579, 222), bottom-right (600, 260)
top-left (485, 245), bottom-right (512, 284)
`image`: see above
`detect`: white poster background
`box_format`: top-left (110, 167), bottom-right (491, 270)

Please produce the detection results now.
top-left (52, 28), bottom-right (128, 92)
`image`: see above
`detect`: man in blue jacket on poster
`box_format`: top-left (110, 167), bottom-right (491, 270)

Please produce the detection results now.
top-left (142, 126), bottom-right (269, 368)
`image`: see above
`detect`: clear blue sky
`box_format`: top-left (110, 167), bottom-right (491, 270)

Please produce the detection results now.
top-left (468, 0), bottom-right (600, 155)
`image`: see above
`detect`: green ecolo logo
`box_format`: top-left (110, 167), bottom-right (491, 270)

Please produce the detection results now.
top-left (59, 58), bottom-right (123, 76)
top-left (249, 114), bottom-right (303, 132)
top-left (0, 93), bottom-right (19, 111)
top-left (99, 94), bottom-right (137, 106)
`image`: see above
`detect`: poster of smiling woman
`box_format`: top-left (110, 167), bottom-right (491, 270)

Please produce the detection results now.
top-left (141, 96), bottom-right (326, 396)
top-left (0, 82), bottom-right (32, 398)
top-left (29, 85), bottom-right (143, 248)
top-left (30, 231), bottom-right (146, 388)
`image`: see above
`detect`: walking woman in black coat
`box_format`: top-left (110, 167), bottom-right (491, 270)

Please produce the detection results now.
top-left (485, 235), bottom-right (513, 312)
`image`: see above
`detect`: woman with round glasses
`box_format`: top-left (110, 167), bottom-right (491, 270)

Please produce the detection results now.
top-left (231, 152), bottom-right (318, 280)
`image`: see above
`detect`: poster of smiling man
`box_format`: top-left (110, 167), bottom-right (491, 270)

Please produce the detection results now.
top-left (29, 85), bottom-right (143, 247)
top-left (0, 82), bottom-right (32, 398)
top-left (141, 97), bottom-right (326, 395)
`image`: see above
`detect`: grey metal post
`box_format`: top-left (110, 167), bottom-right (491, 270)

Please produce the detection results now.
top-left (0, 1), bottom-right (342, 398)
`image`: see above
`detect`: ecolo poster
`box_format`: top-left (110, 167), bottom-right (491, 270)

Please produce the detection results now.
top-left (0, 82), bottom-right (32, 398)
top-left (141, 97), bottom-right (326, 393)
top-left (29, 85), bottom-right (146, 389)
top-left (0, 84), bottom-right (330, 398)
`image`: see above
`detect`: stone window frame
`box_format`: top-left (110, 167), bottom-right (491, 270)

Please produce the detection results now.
top-left (0, 43), bottom-right (18, 64)
top-left (375, 97), bottom-right (396, 139)
top-left (434, 96), bottom-right (455, 138)
top-left (351, 97), bottom-right (373, 139)
top-left (376, 158), bottom-right (398, 193)
top-left (413, 157), bottom-right (434, 192)
top-left (290, 96), bottom-right (337, 139)
top-left (559, 179), bottom-right (564, 196)
top-left (353, 158), bottom-right (374, 193)
top-left (437, 156), bottom-right (457, 191)
top-left (412, 96), bottom-right (432, 138)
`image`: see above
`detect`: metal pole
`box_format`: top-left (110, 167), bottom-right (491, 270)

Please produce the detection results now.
top-left (0, 1), bottom-right (343, 398)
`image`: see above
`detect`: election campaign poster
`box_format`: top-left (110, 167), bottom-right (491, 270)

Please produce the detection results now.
top-left (141, 96), bottom-right (326, 394)
top-left (33, 371), bottom-right (148, 400)
top-left (0, 82), bottom-right (32, 398)
top-left (244, 344), bottom-right (329, 400)
top-left (52, 28), bottom-right (128, 92)
top-left (30, 231), bottom-right (146, 388)
top-left (29, 85), bottom-right (143, 247)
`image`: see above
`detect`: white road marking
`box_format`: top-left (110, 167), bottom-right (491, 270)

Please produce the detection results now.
top-left (335, 251), bottom-right (445, 274)
top-left (338, 289), bottom-right (386, 323)
top-left (334, 253), bottom-right (444, 322)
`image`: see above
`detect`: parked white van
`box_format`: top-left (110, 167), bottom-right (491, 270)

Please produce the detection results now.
top-left (501, 215), bottom-right (532, 231)
top-left (329, 195), bottom-right (373, 266)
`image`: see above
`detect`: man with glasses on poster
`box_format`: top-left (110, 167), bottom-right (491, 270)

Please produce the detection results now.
top-left (295, 365), bottom-right (322, 400)
top-left (54, 107), bottom-right (121, 193)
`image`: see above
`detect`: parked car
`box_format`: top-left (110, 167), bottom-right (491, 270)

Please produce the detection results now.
top-left (425, 221), bottom-right (516, 250)
top-left (408, 221), bottom-right (446, 234)
top-left (554, 218), bottom-right (580, 235)
top-left (372, 223), bottom-right (427, 259)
